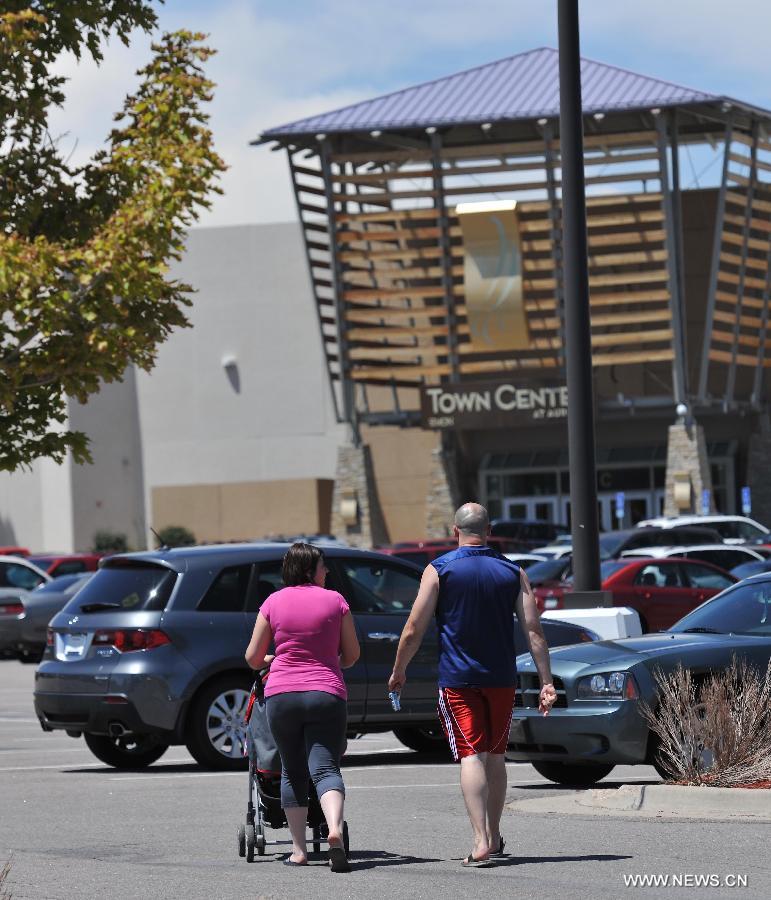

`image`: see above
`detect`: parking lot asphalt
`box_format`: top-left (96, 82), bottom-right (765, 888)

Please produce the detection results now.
top-left (2, 659), bottom-right (770, 900)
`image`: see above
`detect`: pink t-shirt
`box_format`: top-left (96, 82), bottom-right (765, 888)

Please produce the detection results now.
top-left (260, 584), bottom-right (350, 700)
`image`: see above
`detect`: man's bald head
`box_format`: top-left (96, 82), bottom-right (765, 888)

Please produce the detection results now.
top-left (453, 502), bottom-right (489, 540)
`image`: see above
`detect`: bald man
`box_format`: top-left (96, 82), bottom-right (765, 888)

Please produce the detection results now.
top-left (389, 502), bottom-right (556, 867)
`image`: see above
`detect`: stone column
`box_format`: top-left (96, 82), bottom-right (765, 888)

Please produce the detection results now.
top-left (664, 420), bottom-right (714, 516)
top-left (330, 444), bottom-right (389, 548)
top-left (425, 433), bottom-right (461, 538)
top-left (746, 431), bottom-right (771, 525)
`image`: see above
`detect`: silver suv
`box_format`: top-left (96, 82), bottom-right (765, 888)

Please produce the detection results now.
top-left (35, 543), bottom-right (598, 769)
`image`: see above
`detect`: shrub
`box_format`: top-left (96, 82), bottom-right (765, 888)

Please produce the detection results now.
top-left (641, 657), bottom-right (771, 786)
top-left (92, 530), bottom-right (128, 553)
top-left (1, 855), bottom-right (12, 900)
top-left (157, 525), bottom-right (196, 548)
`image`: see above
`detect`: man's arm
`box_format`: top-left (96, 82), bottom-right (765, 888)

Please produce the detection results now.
top-left (388, 564), bottom-right (440, 693)
top-left (515, 568), bottom-right (557, 715)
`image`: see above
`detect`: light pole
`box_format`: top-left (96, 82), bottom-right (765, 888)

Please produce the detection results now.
top-left (558, 0), bottom-right (601, 591)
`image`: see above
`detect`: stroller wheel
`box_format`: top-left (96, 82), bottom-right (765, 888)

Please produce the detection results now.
top-left (256, 834), bottom-right (266, 856)
top-left (237, 823), bottom-right (246, 858)
top-left (312, 825), bottom-right (321, 855)
top-left (245, 824), bottom-right (256, 863)
top-left (343, 821), bottom-right (350, 855)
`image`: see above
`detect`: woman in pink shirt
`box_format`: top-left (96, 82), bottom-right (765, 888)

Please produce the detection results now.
top-left (245, 543), bottom-right (360, 872)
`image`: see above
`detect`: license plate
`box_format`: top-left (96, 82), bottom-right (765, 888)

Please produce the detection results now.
top-left (62, 633), bottom-right (87, 658)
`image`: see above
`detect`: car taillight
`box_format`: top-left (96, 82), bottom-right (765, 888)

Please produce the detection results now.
top-left (46, 628), bottom-right (54, 647)
top-left (92, 629), bottom-right (171, 653)
top-left (0, 601), bottom-right (24, 616)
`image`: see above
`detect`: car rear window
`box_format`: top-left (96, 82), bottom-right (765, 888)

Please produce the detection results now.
top-left (72, 563), bottom-right (177, 613)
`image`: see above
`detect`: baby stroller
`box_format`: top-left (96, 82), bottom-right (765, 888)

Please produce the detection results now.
top-left (236, 671), bottom-right (350, 862)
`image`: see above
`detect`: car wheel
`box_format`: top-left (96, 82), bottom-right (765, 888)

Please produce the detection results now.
top-left (186, 674), bottom-right (251, 770)
top-left (83, 732), bottom-right (168, 769)
top-left (531, 761), bottom-right (615, 786)
top-left (393, 724), bottom-right (449, 754)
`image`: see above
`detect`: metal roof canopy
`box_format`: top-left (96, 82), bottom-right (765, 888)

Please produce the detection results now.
top-left (258, 47), bottom-right (771, 148)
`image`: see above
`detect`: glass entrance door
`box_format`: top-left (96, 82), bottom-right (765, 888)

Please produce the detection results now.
top-left (504, 497), bottom-right (559, 522)
top-left (561, 491), bottom-right (653, 531)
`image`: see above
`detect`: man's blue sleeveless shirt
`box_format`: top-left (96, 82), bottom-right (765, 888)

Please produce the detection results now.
top-left (431, 546), bottom-right (521, 688)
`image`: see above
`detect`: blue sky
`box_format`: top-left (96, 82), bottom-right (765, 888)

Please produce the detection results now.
top-left (48, 0), bottom-right (771, 226)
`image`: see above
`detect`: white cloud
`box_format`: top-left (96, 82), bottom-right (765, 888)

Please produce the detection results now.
top-left (44, 0), bottom-right (771, 228)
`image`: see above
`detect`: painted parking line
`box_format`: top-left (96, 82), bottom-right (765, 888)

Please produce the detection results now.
top-left (0, 718), bottom-right (41, 724)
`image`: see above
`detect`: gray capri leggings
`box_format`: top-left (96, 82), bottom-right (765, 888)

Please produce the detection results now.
top-left (266, 690), bottom-right (347, 808)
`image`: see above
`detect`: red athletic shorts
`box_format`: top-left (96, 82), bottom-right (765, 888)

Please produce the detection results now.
top-left (437, 686), bottom-right (517, 761)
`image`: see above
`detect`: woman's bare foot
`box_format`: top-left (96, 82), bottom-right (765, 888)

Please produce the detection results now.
top-left (287, 850), bottom-right (308, 865)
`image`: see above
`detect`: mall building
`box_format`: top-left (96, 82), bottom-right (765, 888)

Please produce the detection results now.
top-left (257, 47), bottom-right (771, 545)
top-left (2, 48), bottom-right (771, 551)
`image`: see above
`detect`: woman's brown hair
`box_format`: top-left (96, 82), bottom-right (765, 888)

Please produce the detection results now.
top-left (282, 542), bottom-right (324, 587)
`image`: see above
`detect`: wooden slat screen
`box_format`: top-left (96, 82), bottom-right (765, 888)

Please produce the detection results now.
top-left (708, 134), bottom-right (771, 370)
top-left (297, 135), bottom-right (676, 388)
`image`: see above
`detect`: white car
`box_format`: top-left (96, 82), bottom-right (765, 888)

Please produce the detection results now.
top-left (635, 515), bottom-right (770, 545)
top-left (620, 543), bottom-right (765, 572)
top-left (0, 555), bottom-right (51, 591)
top-left (530, 544), bottom-right (572, 559)
top-left (504, 553), bottom-right (548, 570)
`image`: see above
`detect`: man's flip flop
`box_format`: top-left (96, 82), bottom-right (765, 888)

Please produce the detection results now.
top-left (489, 837), bottom-right (506, 858)
top-left (461, 853), bottom-right (493, 868)
top-left (328, 846), bottom-right (351, 873)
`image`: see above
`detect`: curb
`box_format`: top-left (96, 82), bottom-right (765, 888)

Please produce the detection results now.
top-left (508, 783), bottom-right (771, 821)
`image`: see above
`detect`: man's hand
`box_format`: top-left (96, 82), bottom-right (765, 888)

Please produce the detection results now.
top-left (388, 668), bottom-right (406, 693)
top-left (539, 683), bottom-right (557, 715)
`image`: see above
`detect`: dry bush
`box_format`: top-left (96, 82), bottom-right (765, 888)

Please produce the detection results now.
top-left (1, 855), bottom-right (12, 900)
top-left (640, 657), bottom-right (771, 786)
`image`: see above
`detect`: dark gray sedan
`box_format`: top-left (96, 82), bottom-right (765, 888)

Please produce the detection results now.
top-left (507, 572), bottom-right (771, 784)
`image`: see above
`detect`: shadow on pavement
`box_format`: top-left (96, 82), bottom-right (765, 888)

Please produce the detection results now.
top-left (63, 761), bottom-right (204, 775)
top-left (491, 853), bottom-right (633, 866)
top-left (513, 779), bottom-right (660, 792)
top-left (346, 850), bottom-right (443, 870)
top-left (343, 750), bottom-right (452, 767)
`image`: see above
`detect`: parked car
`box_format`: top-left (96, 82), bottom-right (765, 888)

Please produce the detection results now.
top-left (731, 558), bottom-right (771, 580)
top-left (503, 553), bottom-right (548, 570)
top-left (0, 573), bottom-right (92, 662)
top-left (26, 553), bottom-right (104, 577)
top-left (533, 557), bottom-right (737, 631)
top-left (508, 572), bottom-right (771, 785)
top-left (525, 557), bottom-right (573, 591)
top-left (636, 515), bottom-right (770, 546)
top-left (0, 555), bottom-right (51, 590)
top-left (489, 519), bottom-right (569, 550)
top-left (621, 544), bottom-right (764, 572)
top-left (599, 525), bottom-right (723, 559)
top-left (378, 536), bottom-right (527, 567)
top-left (36, 543), bottom-right (599, 770)
top-left (530, 543), bottom-right (573, 560)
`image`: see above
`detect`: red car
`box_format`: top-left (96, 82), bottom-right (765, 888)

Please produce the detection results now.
top-left (26, 553), bottom-right (104, 578)
top-left (534, 557), bottom-right (737, 632)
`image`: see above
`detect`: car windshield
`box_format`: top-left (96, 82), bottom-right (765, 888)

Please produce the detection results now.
top-left (34, 573), bottom-right (91, 594)
top-left (598, 533), bottom-right (628, 556)
top-left (526, 559), bottom-right (569, 582)
top-left (670, 579), bottom-right (771, 635)
top-left (68, 563), bottom-right (177, 613)
top-left (600, 560), bottom-right (629, 580)
top-left (731, 561), bottom-right (771, 579)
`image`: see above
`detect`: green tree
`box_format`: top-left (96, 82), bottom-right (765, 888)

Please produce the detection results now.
top-left (0, 2), bottom-right (225, 469)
